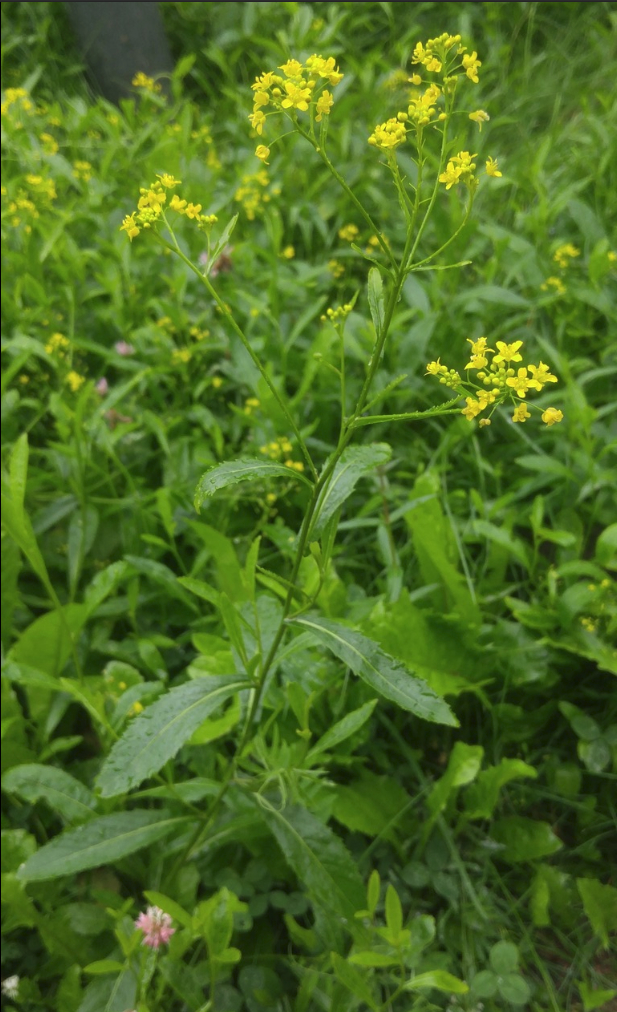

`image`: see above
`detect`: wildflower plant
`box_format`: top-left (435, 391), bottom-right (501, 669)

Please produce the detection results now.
top-left (113, 37), bottom-right (565, 908)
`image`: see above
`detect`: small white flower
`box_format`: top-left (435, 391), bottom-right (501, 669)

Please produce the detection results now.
top-left (2, 976), bottom-right (20, 999)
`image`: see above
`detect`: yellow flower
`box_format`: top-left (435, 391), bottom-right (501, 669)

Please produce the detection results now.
top-left (541, 407), bottom-right (564, 426)
top-left (315, 90), bottom-right (334, 121)
top-left (439, 163), bottom-right (462, 189)
top-left (469, 109), bottom-right (490, 130)
top-left (120, 213), bottom-right (140, 240)
top-left (252, 71), bottom-right (276, 91)
top-left (461, 397), bottom-right (484, 421)
top-left (212, 376), bottom-right (223, 389)
top-left (19, 374), bottom-right (30, 385)
top-left (156, 174), bottom-right (181, 189)
top-left (462, 51), bottom-right (481, 83)
top-left (580, 616), bottom-right (597, 633)
top-left (255, 144), bottom-right (270, 162)
top-left (494, 340), bottom-right (523, 364)
top-left (73, 160), bottom-right (93, 181)
top-left (485, 156), bottom-right (502, 177)
top-left (553, 243), bottom-right (580, 268)
top-left (527, 363), bottom-right (558, 390)
top-left (368, 118), bottom-right (407, 150)
top-left (169, 195), bottom-right (187, 213)
top-left (541, 276), bottom-right (566, 295)
top-left (409, 73), bottom-right (422, 86)
top-left (467, 336), bottom-right (491, 357)
top-left (171, 348), bottom-right (191, 364)
top-left (281, 245), bottom-right (295, 259)
top-left (328, 259), bottom-right (345, 278)
top-left (66, 371), bottom-right (85, 392)
top-left (512, 404), bottom-right (531, 423)
top-left (281, 80), bottom-right (312, 111)
top-left (478, 418), bottom-right (491, 427)
top-left (279, 59), bottom-right (304, 79)
top-left (248, 109), bottom-right (266, 134)
top-left (40, 132), bottom-right (58, 155)
top-left (285, 459), bottom-right (305, 472)
top-left (266, 492), bottom-right (277, 504)
top-left (129, 701), bottom-right (144, 716)
top-left (506, 367), bottom-right (531, 397)
top-left (426, 359), bottom-right (447, 376)
top-left (185, 202), bottom-right (202, 219)
top-left (338, 224), bottom-right (359, 242)
top-left (45, 332), bottom-right (70, 354)
top-left (132, 72), bottom-right (161, 93)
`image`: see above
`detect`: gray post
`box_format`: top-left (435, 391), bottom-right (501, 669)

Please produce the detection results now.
top-left (64, 1), bottom-right (174, 104)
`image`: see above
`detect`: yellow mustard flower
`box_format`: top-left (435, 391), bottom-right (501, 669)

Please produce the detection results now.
top-left (368, 117), bottom-right (407, 150)
top-left (120, 213), bottom-right (140, 240)
top-left (541, 276), bottom-right (566, 295)
top-left (462, 51), bottom-right (481, 82)
top-left (512, 404), bottom-right (531, 423)
top-left (469, 109), bottom-right (490, 130)
top-left (315, 90), bottom-right (334, 121)
top-left (541, 407), bottom-right (564, 426)
top-left (45, 332), bottom-right (70, 354)
top-left (169, 195), bottom-right (187, 213)
top-left (66, 371), bottom-right (85, 392)
top-left (279, 59), bottom-right (304, 79)
top-left (156, 174), bottom-right (181, 189)
top-left (553, 243), bottom-right (580, 268)
top-left (506, 367), bottom-right (532, 397)
top-left (328, 259), bottom-right (345, 278)
top-left (281, 80), bottom-right (312, 111)
top-left (485, 156), bottom-right (502, 177)
top-left (255, 144), bottom-right (270, 162)
top-left (338, 224), bottom-right (359, 242)
top-left (493, 340), bottom-right (523, 364)
top-left (212, 376), bottom-right (223, 389)
top-left (527, 363), bottom-right (558, 390)
top-left (281, 245), bottom-right (295, 259)
top-left (132, 72), bottom-right (161, 94)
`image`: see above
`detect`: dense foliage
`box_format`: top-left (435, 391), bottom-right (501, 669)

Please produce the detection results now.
top-left (1, 3), bottom-right (616, 1011)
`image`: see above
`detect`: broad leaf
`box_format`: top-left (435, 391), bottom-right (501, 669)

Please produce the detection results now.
top-left (97, 676), bottom-right (249, 796)
top-left (577, 878), bottom-right (617, 948)
top-left (254, 800), bottom-right (365, 922)
top-left (292, 615), bottom-right (457, 726)
top-left (331, 953), bottom-right (379, 1011)
top-left (195, 457), bottom-right (310, 510)
top-left (310, 444), bottom-right (391, 539)
top-left (9, 604), bottom-right (89, 677)
top-left (491, 816), bottom-right (562, 862)
top-left (2, 764), bottom-right (97, 823)
top-left (18, 810), bottom-right (186, 881)
top-left (464, 758), bottom-right (537, 820)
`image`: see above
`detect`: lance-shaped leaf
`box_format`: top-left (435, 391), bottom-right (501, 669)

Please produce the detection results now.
top-left (254, 800), bottom-right (365, 922)
top-left (306, 699), bottom-right (378, 762)
top-left (310, 444), bottom-right (391, 539)
top-left (368, 266), bottom-right (385, 336)
top-left (2, 764), bottom-right (97, 823)
top-left (195, 457), bottom-right (311, 511)
top-left (18, 810), bottom-right (186, 881)
top-left (97, 676), bottom-right (249, 797)
top-left (291, 615), bottom-right (457, 726)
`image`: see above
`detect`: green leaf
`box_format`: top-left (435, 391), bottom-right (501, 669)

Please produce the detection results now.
top-left (208, 214), bottom-right (239, 269)
top-left (9, 433), bottom-right (29, 511)
top-left (498, 974), bottom-right (531, 1005)
top-left (490, 941), bottom-right (519, 974)
top-left (310, 444), bottom-right (391, 539)
top-left (367, 870), bottom-right (380, 917)
top-left (18, 810), bottom-right (186, 881)
top-left (143, 890), bottom-right (192, 929)
top-left (404, 971), bottom-right (469, 994)
top-left (348, 952), bottom-right (399, 967)
top-left (367, 267), bottom-right (385, 336)
top-left (9, 604), bottom-right (89, 677)
top-left (2, 764), bottom-right (97, 823)
top-left (306, 699), bottom-right (377, 762)
top-left (427, 742), bottom-right (484, 822)
top-left (291, 615), bottom-right (457, 726)
top-left (331, 953), bottom-right (379, 1011)
top-left (470, 970), bottom-right (498, 998)
top-left (577, 878), bottom-right (617, 948)
top-left (384, 884), bottom-right (403, 938)
top-left (332, 770), bottom-right (410, 841)
top-left (491, 817), bottom-right (563, 862)
top-left (406, 474), bottom-right (480, 623)
top-left (595, 523), bottom-right (617, 569)
top-left (577, 981), bottom-right (617, 1012)
top-left (97, 676), bottom-right (249, 796)
top-left (464, 758), bottom-right (537, 820)
top-left (254, 800), bottom-right (365, 922)
top-left (83, 961), bottom-right (126, 975)
top-left (195, 457), bottom-right (310, 510)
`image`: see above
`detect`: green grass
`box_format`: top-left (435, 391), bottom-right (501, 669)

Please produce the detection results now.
top-left (1, 3), bottom-right (616, 1011)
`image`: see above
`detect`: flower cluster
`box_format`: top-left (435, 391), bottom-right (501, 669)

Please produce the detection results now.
top-left (321, 303), bottom-right (353, 324)
top-left (426, 337), bottom-right (563, 427)
top-left (367, 34), bottom-right (499, 173)
top-left (248, 55), bottom-right (344, 160)
top-left (135, 905), bottom-right (175, 949)
top-left (120, 174), bottom-right (216, 241)
top-left (1, 87), bottom-right (32, 117)
top-left (72, 160), bottom-right (93, 182)
top-left (45, 332), bottom-right (70, 356)
top-left (260, 436), bottom-right (294, 459)
top-left (131, 72), bottom-right (162, 94)
top-left (234, 169), bottom-right (277, 220)
top-left (553, 243), bottom-right (580, 269)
